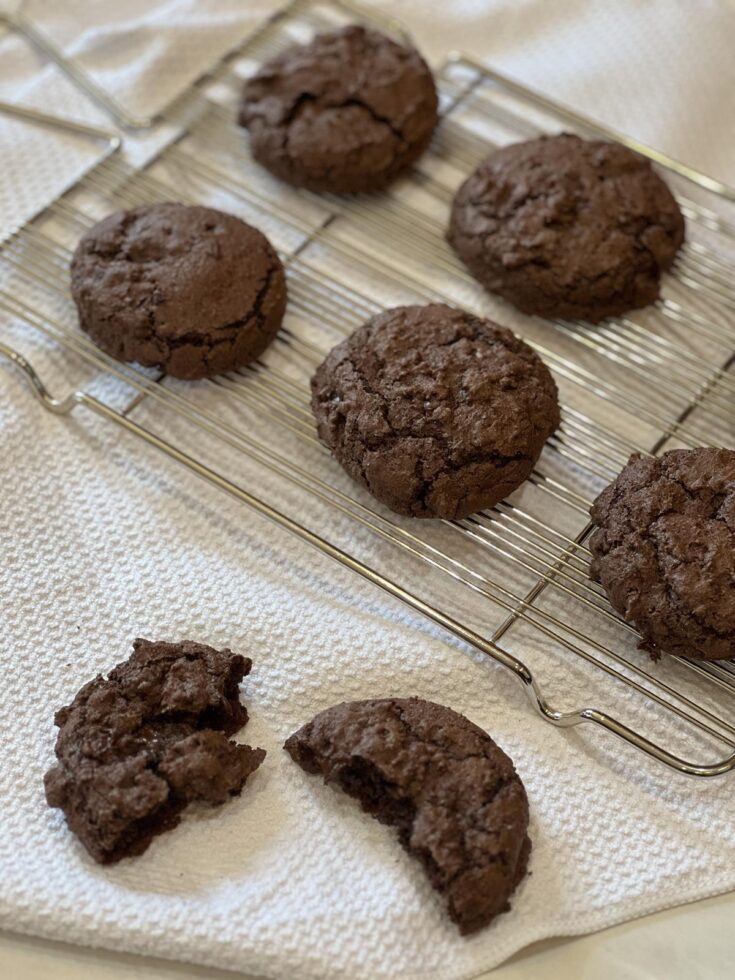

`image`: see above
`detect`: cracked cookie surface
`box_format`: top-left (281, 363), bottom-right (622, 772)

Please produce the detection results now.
top-left (70, 203), bottom-right (286, 379)
top-left (238, 25), bottom-right (438, 193)
top-left (448, 133), bottom-right (685, 323)
top-left (311, 303), bottom-right (560, 519)
top-left (44, 638), bottom-right (266, 863)
top-left (285, 697), bottom-right (531, 935)
top-left (590, 449), bottom-right (735, 661)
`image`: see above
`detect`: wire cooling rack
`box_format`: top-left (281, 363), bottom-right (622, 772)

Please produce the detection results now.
top-left (1, 0), bottom-right (734, 777)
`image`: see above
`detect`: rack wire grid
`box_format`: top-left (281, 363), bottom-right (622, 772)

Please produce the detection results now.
top-left (1, 0), bottom-right (734, 778)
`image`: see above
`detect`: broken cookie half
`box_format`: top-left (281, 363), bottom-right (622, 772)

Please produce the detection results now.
top-left (285, 697), bottom-right (531, 934)
top-left (45, 638), bottom-right (265, 863)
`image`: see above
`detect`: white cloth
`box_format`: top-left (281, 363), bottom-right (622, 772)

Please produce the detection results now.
top-left (0, 3), bottom-right (734, 980)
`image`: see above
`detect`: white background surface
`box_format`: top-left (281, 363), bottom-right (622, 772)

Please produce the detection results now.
top-left (1, 1), bottom-right (734, 978)
top-left (3, 891), bottom-right (735, 979)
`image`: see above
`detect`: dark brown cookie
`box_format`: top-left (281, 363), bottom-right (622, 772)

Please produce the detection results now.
top-left (70, 203), bottom-right (287, 379)
top-left (285, 698), bottom-right (531, 935)
top-left (448, 133), bottom-right (685, 323)
top-left (590, 449), bottom-right (735, 661)
top-left (44, 639), bottom-right (266, 863)
top-left (311, 303), bottom-right (560, 519)
top-left (238, 25), bottom-right (438, 193)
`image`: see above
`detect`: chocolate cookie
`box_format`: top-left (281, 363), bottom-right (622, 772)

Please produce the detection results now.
top-left (44, 639), bottom-right (266, 863)
top-left (311, 303), bottom-right (560, 519)
top-left (285, 698), bottom-right (531, 935)
top-left (448, 133), bottom-right (685, 322)
top-left (590, 449), bottom-right (735, 661)
top-left (70, 203), bottom-right (287, 379)
top-left (238, 25), bottom-right (438, 193)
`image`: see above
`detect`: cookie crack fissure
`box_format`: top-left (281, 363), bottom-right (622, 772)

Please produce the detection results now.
top-left (346, 350), bottom-right (534, 478)
top-left (152, 260), bottom-right (279, 369)
top-left (648, 517), bottom-right (735, 643)
top-left (341, 96), bottom-right (407, 145)
top-left (279, 91), bottom-right (406, 176)
top-left (348, 704), bottom-right (522, 882)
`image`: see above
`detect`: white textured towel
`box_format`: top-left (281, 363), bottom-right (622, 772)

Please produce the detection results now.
top-left (0, 2), bottom-right (734, 979)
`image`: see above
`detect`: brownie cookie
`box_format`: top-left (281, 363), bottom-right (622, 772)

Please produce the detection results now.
top-left (285, 698), bottom-right (531, 935)
top-left (311, 303), bottom-right (560, 519)
top-left (70, 203), bottom-right (287, 379)
top-left (44, 639), bottom-right (266, 863)
top-left (590, 449), bottom-right (735, 661)
top-left (239, 25), bottom-right (438, 193)
top-left (448, 133), bottom-right (685, 322)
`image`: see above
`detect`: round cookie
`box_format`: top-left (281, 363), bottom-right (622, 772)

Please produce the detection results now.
top-left (311, 303), bottom-right (560, 520)
top-left (448, 133), bottom-right (685, 323)
top-left (590, 449), bottom-right (735, 661)
top-left (70, 202), bottom-right (287, 380)
top-left (238, 25), bottom-right (438, 193)
top-left (285, 697), bottom-right (531, 936)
